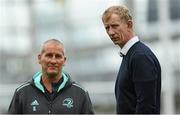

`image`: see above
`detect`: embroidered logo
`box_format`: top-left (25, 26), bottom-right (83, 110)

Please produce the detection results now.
top-left (31, 100), bottom-right (39, 111)
top-left (62, 98), bottom-right (74, 108)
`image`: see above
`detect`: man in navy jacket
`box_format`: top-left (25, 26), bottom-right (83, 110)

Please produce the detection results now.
top-left (102, 5), bottom-right (161, 114)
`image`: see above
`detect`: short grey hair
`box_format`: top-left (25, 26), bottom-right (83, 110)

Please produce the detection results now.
top-left (41, 38), bottom-right (65, 55)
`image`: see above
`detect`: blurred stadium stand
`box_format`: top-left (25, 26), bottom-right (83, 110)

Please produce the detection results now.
top-left (0, 0), bottom-right (180, 114)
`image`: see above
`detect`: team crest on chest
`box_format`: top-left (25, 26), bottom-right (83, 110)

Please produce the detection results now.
top-left (62, 98), bottom-right (74, 108)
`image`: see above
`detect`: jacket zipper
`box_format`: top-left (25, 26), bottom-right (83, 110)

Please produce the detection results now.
top-left (48, 101), bottom-right (52, 114)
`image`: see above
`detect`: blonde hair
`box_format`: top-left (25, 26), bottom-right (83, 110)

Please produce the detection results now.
top-left (102, 5), bottom-right (132, 23)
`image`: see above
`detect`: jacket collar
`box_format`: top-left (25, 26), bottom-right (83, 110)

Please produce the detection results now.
top-left (119, 36), bottom-right (139, 57)
top-left (32, 71), bottom-right (69, 93)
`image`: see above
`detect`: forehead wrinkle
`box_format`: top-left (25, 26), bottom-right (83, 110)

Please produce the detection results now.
top-left (41, 42), bottom-right (65, 55)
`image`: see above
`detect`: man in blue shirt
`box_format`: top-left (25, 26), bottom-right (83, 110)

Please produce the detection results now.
top-left (102, 5), bottom-right (161, 114)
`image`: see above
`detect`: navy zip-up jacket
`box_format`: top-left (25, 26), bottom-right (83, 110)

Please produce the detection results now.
top-left (8, 71), bottom-right (94, 114)
top-left (115, 41), bottom-right (161, 114)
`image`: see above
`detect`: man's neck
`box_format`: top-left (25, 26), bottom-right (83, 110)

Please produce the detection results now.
top-left (120, 33), bottom-right (136, 48)
top-left (42, 74), bottom-right (62, 93)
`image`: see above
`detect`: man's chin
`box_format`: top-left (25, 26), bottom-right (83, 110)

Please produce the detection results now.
top-left (114, 42), bottom-right (119, 46)
top-left (114, 42), bottom-right (123, 48)
top-left (47, 72), bottom-right (58, 78)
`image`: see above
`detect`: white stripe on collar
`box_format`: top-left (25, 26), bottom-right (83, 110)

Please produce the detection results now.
top-left (119, 36), bottom-right (139, 56)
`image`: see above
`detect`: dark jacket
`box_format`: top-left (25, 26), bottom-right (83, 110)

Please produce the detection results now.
top-left (8, 71), bottom-right (94, 114)
top-left (115, 41), bottom-right (161, 114)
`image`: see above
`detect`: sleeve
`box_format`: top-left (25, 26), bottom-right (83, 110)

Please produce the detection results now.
top-left (131, 53), bottom-right (159, 113)
top-left (8, 90), bottom-right (22, 114)
top-left (80, 91), bottom-right (95, 114)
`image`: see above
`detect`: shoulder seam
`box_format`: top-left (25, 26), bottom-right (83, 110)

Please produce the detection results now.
top-left (16, 82), bottom-right (31, 92)
top-left (72, 83), bottom-right (87, 92)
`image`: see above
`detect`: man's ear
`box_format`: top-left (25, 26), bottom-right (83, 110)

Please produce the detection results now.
top-left (38, 54), bottom-right (41, 64)
top-left (63, 56), bottom-right (67, 66)
top-left (127, 20), bottom-right (133, 30)
top-left (127, 20), bottom-right (133, 32)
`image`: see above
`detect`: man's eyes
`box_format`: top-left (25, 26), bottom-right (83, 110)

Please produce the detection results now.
top-left (46, 54), bottom-right (52, 57)
top-left (45, 54), bottom-right (63, 58)
top-left (111, 24), bottom-right (119, 28)
top-left (55, 55), bottom-right (63, 58)
top-left (105, 24), bottom-right (119, 30)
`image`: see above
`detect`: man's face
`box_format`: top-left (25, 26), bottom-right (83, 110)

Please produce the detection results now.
top-left (38, 42), bottom-right (66, 78)
top-left (103, 13), bottom-right (130, 48)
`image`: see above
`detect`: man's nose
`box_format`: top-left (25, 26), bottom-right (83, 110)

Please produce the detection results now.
top-left (50, 56), bottom-right (56, 63)
top-left (108, 27), bottom-right (115, 36)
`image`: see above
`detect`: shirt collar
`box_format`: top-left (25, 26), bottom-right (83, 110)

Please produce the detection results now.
top-left (119, 36), bottom-right (139, 57)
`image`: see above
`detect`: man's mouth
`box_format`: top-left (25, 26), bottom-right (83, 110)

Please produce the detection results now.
top-left (112, 38), bottom-right (118, 43)
top-left (48, 66), bottom-right (56, 70)
top-left (111, 36), bottom-right (118, 42)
